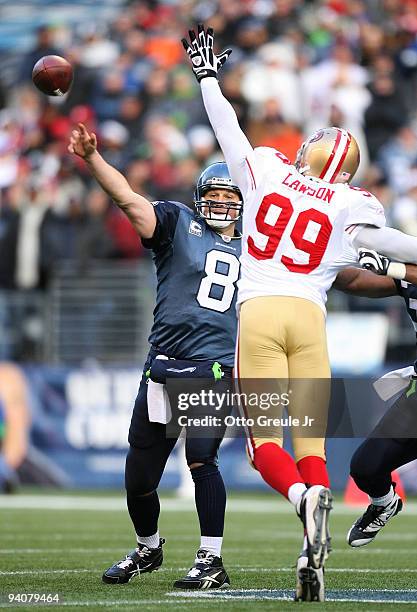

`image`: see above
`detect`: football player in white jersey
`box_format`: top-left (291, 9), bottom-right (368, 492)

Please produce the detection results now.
top-left (182, 25), bottom-right (417, 601)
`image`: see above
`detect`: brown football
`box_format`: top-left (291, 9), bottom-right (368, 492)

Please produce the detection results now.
top-left (32, 55), bottom-right (73, 96)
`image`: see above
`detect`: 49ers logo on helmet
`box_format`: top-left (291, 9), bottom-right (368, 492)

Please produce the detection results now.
top-left (309, 131), bottom-right (324, 143)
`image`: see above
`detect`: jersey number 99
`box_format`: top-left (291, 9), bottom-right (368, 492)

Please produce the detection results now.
top-left (248, 193), bottom-right (333, 274)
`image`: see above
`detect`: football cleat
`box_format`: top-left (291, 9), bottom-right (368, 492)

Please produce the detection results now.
top-left (173, 548), bottom-right (230, 590)
top-left (102, 538), bottom-right (165, 584)
top-left (347, 494), bottom-right (403, 547)
top-left (295, 551), bottom-right (324, 602)
top-left (296, 485), bottom-right (333, 569)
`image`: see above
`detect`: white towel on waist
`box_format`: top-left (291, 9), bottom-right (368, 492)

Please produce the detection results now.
top-left (373, 365), bottom-right (415, 401)
top-left (147, 355), bottom-right (172, 424)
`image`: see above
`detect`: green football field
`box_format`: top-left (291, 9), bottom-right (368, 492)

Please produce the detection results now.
top-left (1, 491), bottom-right (417, 611)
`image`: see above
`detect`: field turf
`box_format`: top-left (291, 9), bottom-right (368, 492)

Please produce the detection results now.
top-left (1, 491), bottom-right (417, 611)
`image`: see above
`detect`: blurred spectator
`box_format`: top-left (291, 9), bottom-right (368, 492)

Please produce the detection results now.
top-left (300, 42), bottom-right (369, 134)
top-left (187, 125), bottom-right (217, 166)
top-left (0, 362), bottom-right (70, 488)
top-left (0, 362), bottom-right (29, 492)
top-left (220, 66), bottom-right (250, 130)
top-left (234, 17), bottom-right (269, 56)
top-left (14, 178), bottom-right (51, 290)
top-left (170, 68), bottom-right (205, 130)
top-left (391, 181), bottom-right (417, 235)
top-left (168, 156), bottom-right (201, 203)
top-left (378, 125), bottom-right (417, 194)
top-left (0, 194), bottom-right (19, 289)
top-left (241, 42), bottom-right (303, 125)
top-left (0, 111), bottom-right (22, 191)
top-left (0, 77), bottom-right (8, 111)
top-left (92, 69), bottom-right (126, 123)
top-left (118, 95), bottom-right (145, 145)
top-left (18, 25), bottom-right (60, 83)
top-left (267, 0), bottom-right (302, 38)
top-left (247, 98), bottom-right (303, 161)
top-left (99, 120), bottom-right (130, 170)
top-left (77, 23), bottom-right (119, 70)
top-left (76, 188), bottom-right (116, 269)
top-left (364, 69), bottom-right (409, 161)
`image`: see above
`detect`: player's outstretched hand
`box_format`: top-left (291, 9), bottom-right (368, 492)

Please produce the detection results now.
top-left (68, 123), bottom-right (97, 160)
top-left (358, 248), bottom-right (390, 275)
top-left (182, 24), bottom-right (232, 83)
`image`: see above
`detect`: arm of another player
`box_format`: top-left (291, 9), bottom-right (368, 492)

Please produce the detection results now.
top-left (333, 267), bottom-right (397, 297)
top-left (68, 123), bottom-right (156, 239)
top-left (334, 252), bottom-right (417, 296)
top-left (182, 25), bottom-right (254, 199)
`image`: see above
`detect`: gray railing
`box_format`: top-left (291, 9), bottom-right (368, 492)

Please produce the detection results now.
top-left (45, 260), bottom-right (155, 365)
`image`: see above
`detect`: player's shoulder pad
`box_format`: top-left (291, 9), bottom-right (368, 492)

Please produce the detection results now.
top-left (151, 200), bottom-right (193, 214)
top-left (254, 147), bottom-right (292, 176)
top-left (345, 185), bottom-right (386, 227)
top-left (151, 200), bottom-right (195, 217)
top-left (253, 146), bottom-right (292, 166)
top-left (347, 185), bottom-right (385, 211)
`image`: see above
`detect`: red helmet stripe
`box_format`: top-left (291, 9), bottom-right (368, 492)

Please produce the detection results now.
top-left (330, 132), bottom-right (352, 183)
top-left (319, 128), bottom-right (341, 179)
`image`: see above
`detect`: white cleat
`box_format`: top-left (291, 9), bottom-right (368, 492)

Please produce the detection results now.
top-left (347, 494), bottom-right (403, 547)
top-left (296, 485), bottom-right (333, 569)
top-left (295, 551), bottom-right (324, 602)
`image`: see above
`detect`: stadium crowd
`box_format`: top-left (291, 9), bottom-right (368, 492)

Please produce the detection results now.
top-left (0, 0), bottom-right (417, 358)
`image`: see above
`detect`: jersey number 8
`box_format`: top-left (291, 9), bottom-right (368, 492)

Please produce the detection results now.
top-left (197, 250), bottom-right (240, 313)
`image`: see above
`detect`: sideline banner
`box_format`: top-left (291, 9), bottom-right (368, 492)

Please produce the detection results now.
top-left (11, 365), bottom-right (417, 491)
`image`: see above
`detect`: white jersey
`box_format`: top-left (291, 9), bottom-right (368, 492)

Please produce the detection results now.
top-left (238, 147), bottom-right (386, 312)
top-left (199, 78), bottom-right (396, 312)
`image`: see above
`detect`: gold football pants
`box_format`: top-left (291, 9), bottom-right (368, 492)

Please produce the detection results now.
top-left (236, 295), bottom-right (330, 462)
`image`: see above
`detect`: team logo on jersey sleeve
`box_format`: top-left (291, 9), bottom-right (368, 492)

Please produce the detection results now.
top-left (189, 219), bottom-right (203, 237)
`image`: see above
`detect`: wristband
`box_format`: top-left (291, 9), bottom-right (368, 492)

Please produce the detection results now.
top-left (387, 262), bottom-right (406, 280)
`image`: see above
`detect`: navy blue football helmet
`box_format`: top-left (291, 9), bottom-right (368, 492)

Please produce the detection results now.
top-left (194, 162), bottom-right (243, 228)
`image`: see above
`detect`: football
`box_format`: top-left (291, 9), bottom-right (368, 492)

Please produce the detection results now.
top-left (32, 55), bottom-right (73, 96)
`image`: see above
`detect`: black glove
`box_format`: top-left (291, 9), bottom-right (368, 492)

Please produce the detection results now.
top-left (182, 24), bottom-right (232, 83)
top-left (358, 248), bottom-right (390, 275)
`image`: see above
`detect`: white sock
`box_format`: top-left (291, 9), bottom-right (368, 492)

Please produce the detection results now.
top-left (288, 482), bottom-right (307, 507)
top-left (137, 531), bottom-right (160, 549)
top-left (371, 486), bottom-right (395, 507)
top-left (200, 536), bottom-right (223, 558)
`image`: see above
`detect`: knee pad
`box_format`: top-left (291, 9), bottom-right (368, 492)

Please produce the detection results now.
top-left (125, 446), bottom-right (161, 496)
top-left (190, 463), bottom-right (219, 483)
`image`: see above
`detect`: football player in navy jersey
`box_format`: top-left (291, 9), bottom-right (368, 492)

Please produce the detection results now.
top-left (68, 124), bottom-right (242, 589)
top-left (335, 250), bottom-right (417, 546)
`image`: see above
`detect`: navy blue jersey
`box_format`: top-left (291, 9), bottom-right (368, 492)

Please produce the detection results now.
top-left (142, 201), bottom-right (241, 367)
top-left (395, 280), bottom-right (417, 349)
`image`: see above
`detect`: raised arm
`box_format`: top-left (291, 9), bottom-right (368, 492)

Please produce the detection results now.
top-left (182, 25), bottom-right (254, 199)
top-left (200, 78), bottom-right (254, 197)
top-left (68, 123), bottom-right (156, 239)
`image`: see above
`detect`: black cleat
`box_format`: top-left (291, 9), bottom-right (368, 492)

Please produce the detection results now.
top-left (296, 485), bottom-right (333, 569)
top-left (102, 538), bottom-right (165, 584)
top-left (295, 551), bottom-right (324, 602)
top-left (347, 494), bottom-right (403, 547)
top-left (173, 548), bottom-right (230, 590)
